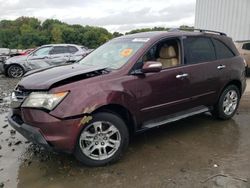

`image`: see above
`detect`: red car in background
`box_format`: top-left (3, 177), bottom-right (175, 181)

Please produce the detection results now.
top-left (19, 48), bottom-right (35, 56)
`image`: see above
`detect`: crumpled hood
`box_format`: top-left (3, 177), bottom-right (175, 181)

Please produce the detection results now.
top-left (18, 64), bottom-right (108, 90)
top-left (5, 55), bottom-right (28, 64)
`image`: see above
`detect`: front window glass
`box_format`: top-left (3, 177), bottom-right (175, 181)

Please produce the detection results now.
top-left (33, 47), bottom-right (52, 56)
top-left (68, 46), bottom-right (78, 53)
top-left (78, 39), bottom-right (146, 69)
top-left (138, 39), bottom-right (180, 69)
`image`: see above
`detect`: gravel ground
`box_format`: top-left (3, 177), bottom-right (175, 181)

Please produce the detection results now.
top-left (0, 75), bottom-right (19, 114)
top-left (0, 75), bottom-right (250, 188)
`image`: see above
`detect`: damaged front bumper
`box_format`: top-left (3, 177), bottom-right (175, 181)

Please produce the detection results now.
top-left (8, 109), bottom-right (85, 153)
top-left (8, 112), bottom-right (52, 151)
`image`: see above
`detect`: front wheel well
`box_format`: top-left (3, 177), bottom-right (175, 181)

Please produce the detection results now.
top-left (6, 64), bottom-right (25, 77)
top-left (93, 104), bottom-right (136, 136)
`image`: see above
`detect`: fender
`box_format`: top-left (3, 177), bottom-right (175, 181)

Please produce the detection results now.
top-left (50, 88), bottom-right (138, 119)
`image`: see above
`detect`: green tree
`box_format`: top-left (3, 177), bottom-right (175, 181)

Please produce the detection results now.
top-left (112, 32), bottom-right (123, 38)
top-left (0, 16), bottom-right (194, 49)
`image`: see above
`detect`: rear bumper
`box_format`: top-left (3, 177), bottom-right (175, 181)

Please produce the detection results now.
top-left (8, 109), bottom-right (84, 153)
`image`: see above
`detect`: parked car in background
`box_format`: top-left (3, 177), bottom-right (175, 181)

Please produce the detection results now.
top-left (8, 30), bottom-right (246, 166)
top-left (0, 48), bottom-right (10, 55)
top-left (19, 48), bottom-right (35, 56)
top-left (3, 44), bottom-right (91, 78)
top-left (0, 48), bottom-right (10, 73)
top-left (235, 40), bottom-right (250, 75)
top-left (9, 49), bottom-right (25, 57)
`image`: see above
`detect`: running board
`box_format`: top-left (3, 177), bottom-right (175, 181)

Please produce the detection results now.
top-left (141, 106), bottom-right (210, 130)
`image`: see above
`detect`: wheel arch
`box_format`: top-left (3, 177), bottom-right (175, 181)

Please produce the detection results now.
top-left (222, 80), bottom-right (242, 97)
top-left (92, 104), bottom-right (137, 136)
top-left (5, 63), bottom-right (25, 77)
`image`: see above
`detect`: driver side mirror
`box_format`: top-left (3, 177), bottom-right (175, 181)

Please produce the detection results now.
top-left (142, 61), bottom-right (162, 73)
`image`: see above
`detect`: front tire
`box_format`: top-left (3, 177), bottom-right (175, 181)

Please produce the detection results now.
top-left (74, 112), bottom-right (129, 166)
top-left (212, 85), bottom-right (240, 120)
top-left (7, 65), bottom-right (24, 78)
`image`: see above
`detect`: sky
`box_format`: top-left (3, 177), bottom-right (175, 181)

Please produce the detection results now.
top-left (0, 0), bottom-right (196, 33)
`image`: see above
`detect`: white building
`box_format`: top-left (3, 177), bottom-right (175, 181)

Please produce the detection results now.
top-left (195, 0), bottom-right (250, 41)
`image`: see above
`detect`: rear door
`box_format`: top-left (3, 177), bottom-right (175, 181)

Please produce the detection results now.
top-left (181, 36), bottom-right (220, 106)
top-left (182, 36), bottom-right (237, 107)
top-left (49, 46), bottom-right (69, 65)
top-left (68, 45), bottom-right (82, 62)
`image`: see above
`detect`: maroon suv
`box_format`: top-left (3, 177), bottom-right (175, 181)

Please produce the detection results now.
top-left (9, 30), bottom-right (246, 166)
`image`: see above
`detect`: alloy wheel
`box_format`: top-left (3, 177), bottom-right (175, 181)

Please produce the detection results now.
top-left (8, 65), bottom-right (24, 78)
top-left (79, 121), bottom-right (121, 160)
top-left (223, 90), bottom-right (238, 116)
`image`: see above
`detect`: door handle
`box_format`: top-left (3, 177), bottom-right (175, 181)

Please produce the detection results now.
top-left (217, 65), bottom-right (226, 70)
top-left (176, 73), bottom-right (189, 79)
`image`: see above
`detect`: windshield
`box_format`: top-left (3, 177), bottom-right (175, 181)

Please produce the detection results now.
top-left (78, 38), bottom-right (147, 69)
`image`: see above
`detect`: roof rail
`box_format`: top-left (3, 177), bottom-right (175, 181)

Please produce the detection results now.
top-left (235, 40), bottom-right (250, 43)
top-left (168, 28), bottom-right (227, 36)
top-left (194, 29), bottom-right (227, 36)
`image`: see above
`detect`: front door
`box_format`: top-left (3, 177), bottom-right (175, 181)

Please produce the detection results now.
top-left (27, 46), bottom-right (53, 69)
top-left (133, 38), bottom-right (194, 122)
top-left (135, 66), bottom-right (193, 122)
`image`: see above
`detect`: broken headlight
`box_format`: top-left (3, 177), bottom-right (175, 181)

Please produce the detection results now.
top-left (22, 91), bottom-right (68, 110)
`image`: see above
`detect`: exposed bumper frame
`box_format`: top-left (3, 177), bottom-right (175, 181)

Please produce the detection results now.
top-left (8, 112), bottom-right (53, 151)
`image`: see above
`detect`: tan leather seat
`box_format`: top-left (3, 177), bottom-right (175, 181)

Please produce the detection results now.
top-left (157, 46), bottom-right (178, 68)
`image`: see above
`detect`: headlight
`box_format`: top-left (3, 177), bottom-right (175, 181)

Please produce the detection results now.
top-left (22, 91), bottom-right (68, 110)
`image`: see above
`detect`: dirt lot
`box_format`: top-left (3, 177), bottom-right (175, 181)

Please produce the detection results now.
top-left (0, 75), bottom-right (250, 188)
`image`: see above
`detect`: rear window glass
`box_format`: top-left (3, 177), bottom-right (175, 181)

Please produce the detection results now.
top-left (184, 37), bottom-right (216, 64)
top-left (50, 46), bottom-right (68, 54)
top-left (212, 39), bottom-right (235, 59)
top-left (242, 43), bottom-right (250, 50)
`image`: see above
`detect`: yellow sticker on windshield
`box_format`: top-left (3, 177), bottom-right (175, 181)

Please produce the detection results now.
top-left (120, 48), bottom-right (133, 57)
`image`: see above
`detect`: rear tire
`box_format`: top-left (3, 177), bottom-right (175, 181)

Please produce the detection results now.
top-left (7, 65), bottom-right (24, 78)
top-left (74, 112), bottom-right (129, 167)
top-left (212, 85), bottom-right (240, 120)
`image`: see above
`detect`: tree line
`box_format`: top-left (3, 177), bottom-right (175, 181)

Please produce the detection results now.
top-left (0, 17), bottom-right (194, 49)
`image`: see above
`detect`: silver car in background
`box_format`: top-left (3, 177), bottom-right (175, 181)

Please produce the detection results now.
top-left (3, 44), bottom-right (92, 78)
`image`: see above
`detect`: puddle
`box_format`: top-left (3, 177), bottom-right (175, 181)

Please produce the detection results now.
top-left (0, 77), bottom-right (250, 187)
top-left (0, 108), bottom-right (250, 187)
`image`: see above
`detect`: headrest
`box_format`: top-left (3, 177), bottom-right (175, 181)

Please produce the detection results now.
top-left (159, 46), bottom-right (176, 59)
